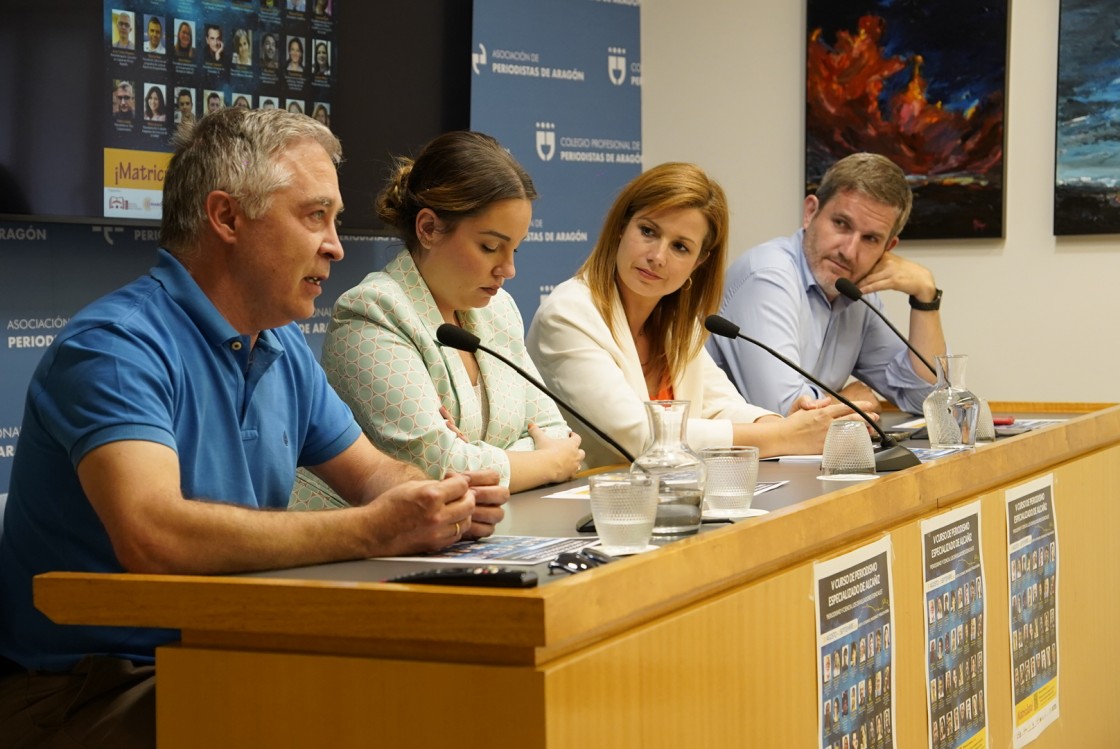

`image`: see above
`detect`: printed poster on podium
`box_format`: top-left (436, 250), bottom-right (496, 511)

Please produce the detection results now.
top-left (815, 536), bottom-right (896, 749)
top-left (921, 501), bottom-right (990, 749)
top-left (1005, 475), bottom-right (1060, 748)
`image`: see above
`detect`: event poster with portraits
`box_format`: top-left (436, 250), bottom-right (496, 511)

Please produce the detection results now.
top-left (1005, 475), bottom-right (1060, 747)
top-left (921, 502), bottom-right (989, 749)
top-left (816, 537), bottom-right (896, 749)
top-left (104, 1), bottom-right (337, 220)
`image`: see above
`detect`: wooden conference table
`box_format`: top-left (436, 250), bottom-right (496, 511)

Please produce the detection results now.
top-left (34, 403), bottom-right (1120, 748)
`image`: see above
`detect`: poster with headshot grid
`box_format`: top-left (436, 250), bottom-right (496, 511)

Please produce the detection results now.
top-left (921, 502), bottom-right (990, 749)
top-left (104, 1), bottom-right (337, 220)
top-left (469, 0), bottom-right (642, 322)
top-left (816, 536), bottom-right (897, 749)
top-left (1005, 474), bottom-right (1060, 748)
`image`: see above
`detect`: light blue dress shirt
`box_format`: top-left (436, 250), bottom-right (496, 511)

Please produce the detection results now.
top-left (707, 229), bottom-right (934, 415)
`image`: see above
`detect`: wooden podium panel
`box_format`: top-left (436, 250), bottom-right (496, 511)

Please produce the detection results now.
top-left (34, 405), bottom-right (1120, 748)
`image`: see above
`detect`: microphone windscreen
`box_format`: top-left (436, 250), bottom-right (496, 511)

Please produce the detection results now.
top-left (435, 323), bottom-right (481, 353)
top-left (835, 277), bottom-right (863, 301)
top-left (704, 314), bottom-right (741, 339)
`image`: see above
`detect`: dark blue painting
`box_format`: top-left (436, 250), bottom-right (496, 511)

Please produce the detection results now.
top-left (806, 1), bottom-right (1008, 239)
top-left (1055, 0), bottom-right (1120, 235)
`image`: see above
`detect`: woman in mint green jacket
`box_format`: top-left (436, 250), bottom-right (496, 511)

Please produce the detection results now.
top-left (291, 132), bottom-right (583, 509)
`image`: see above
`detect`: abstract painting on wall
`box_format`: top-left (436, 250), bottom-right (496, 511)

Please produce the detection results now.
top-left (1055, 0), bottom-right (1120, 235)
top-left (805, 1), bottom-right (1008, 240)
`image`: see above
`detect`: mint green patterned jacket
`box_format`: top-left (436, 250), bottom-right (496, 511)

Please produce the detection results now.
top-left (289, 250), bottom-right (570, 509)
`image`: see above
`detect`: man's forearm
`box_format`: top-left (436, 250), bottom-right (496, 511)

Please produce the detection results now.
top-left (907, 309), bottom-right (947, 384)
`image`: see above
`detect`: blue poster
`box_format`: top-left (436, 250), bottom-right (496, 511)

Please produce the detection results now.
top-left (921, 503), bottom-right (990, 749)
top-left (471, 0), bottom-right (642, 320)
top-left (815, 538), bottom-right (897, 749)
top-left (1004, 475), bottom-right (1060, 748)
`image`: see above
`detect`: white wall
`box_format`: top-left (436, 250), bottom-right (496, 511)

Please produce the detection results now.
top-left (641, 1), bottom-right (1118, 404)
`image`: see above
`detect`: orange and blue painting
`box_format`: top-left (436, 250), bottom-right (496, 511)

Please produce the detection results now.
top-left (806, 1), bottom-right (1007, 239)
top-left (1055, 0), bottom-right (1120, 235)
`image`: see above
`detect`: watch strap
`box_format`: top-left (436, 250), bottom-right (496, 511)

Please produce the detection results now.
top-left (909, 288), bottom-right (942, 311)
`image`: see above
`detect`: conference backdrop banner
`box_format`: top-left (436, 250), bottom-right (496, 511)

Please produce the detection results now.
top-left (0, 220), bottom-right (395, 495)
top-left (470, 0), bottom-right (642, 321)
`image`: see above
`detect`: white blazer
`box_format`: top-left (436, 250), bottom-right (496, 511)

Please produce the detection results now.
top-left (527, 278), bottom-right (775, 468)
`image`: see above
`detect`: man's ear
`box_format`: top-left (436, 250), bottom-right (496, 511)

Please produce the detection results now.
top-left (884, 235), bottom-right (900, 254)
top-left (801, 195), bottom-right (819, 230)
top-left (205, 191), bottom-right (239, 244)
top-left (415, 208), bottom-right (440, 249)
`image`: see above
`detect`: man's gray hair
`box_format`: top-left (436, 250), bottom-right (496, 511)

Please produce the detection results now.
top-left (159, 107), bottom-right (342, 256)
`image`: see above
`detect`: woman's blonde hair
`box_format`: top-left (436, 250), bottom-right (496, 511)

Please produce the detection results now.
top-left (577, 162), bottom-right (729, 383)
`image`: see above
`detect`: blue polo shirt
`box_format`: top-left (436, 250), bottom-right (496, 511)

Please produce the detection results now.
top-left (0, 249), bottom-right (360, 670)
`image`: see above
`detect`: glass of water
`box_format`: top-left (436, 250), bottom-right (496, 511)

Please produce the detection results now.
top-left (587, 472), bottom-right (658, 555)
top-left (700, 446), bottom-right (760, 518)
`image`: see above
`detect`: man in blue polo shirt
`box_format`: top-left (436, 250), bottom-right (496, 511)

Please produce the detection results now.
top-left (0, 108), bottom-right (507, 747)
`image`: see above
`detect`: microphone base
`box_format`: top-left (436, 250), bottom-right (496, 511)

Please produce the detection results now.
top-left (874, 444), bottom-right (921, 472)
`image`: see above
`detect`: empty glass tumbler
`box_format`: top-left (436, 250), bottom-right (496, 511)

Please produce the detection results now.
top-left (820, 420), bottom-right (877, 478)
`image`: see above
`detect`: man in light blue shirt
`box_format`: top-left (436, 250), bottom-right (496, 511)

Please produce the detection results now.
top-left (709, 153), bottom-right (945, 416)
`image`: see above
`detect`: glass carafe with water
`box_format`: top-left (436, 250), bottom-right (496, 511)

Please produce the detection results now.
top-left (922, 354), bottom-right (979, 448)
top-left (629, 400), bottom-right (706, 535)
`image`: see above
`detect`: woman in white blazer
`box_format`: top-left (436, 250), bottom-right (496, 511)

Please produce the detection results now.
top-left (527, 163), bottom-right (857, 468)
top-left (291, 132), bottom-right (583, 509)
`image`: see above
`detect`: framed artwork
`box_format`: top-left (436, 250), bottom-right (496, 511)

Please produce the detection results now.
top-left (806, 1), bottom-right (1008, 239)
top-left (1055, 0), bottom-right (1120, 235)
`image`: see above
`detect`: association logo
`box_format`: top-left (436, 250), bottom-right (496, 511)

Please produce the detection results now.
top-left (535, 122), bottom-right (556, 162)
top-left (607, 47), bottom-right (626, 86)
top-left (472, 43), bottom-right (487, 75)
top-left (91, 225), bottom-right (125, 245)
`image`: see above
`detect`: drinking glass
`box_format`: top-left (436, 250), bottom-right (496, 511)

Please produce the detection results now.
top-left (700, 446), bottom-right (760, 518)
top-left (820, 421), bottom-right (877, 478)
top-left (588, 472), bottom-right (658, 554)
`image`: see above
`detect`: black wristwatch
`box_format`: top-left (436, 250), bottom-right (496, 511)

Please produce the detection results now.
top-left (909, 288), bottom-right (942, 311)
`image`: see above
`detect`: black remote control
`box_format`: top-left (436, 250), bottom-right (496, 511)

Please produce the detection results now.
top-left (386, 565), bottom-right (538, 588)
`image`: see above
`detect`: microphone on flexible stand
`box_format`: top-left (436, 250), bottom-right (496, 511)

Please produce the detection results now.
top-left (834, 278), bottom-right (937, 378)
top-left (435, 323), bottom-right (635, 464)
top-left (704, 315), bottom-right (920, 471)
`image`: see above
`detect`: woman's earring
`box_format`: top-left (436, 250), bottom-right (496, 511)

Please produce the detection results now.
top-left (682, 276), bottom-right (693, 291)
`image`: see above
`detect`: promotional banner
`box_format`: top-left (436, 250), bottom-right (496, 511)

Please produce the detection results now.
top-left (1005, 475), bottom-right (1060, 748)
top-left (104, 0), bottom-right (338, 219)
top-left (816, 536), bottom-right (896, 749)
top-left (470, 0), bottom-right (642, 320)
top-left (0, 220), bottom-right (395, 495)
top-left (921, 502), bottom-right (990, 749)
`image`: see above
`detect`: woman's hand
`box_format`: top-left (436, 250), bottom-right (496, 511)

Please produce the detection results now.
top-left (786, 394), bottom-right (831, 416)
top-left (528, 424), bottom-right (585, 484)
top-left (439, 405), bottom-right (469, 443)
top-left (778, 403), bottom-right (869, 455)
